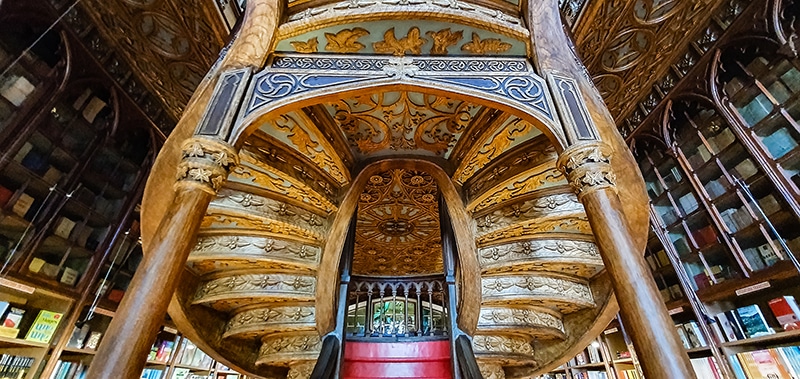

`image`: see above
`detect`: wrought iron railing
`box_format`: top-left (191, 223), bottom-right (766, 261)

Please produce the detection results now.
top-left (345, 275), bottom-right (449, 338)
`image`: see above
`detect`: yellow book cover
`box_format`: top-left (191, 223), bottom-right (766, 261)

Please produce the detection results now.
top-left (24, 310), bottom-right (63, 343)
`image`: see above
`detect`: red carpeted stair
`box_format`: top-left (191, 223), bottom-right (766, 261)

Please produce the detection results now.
top-left (342, 340), bottom-right (452, 379)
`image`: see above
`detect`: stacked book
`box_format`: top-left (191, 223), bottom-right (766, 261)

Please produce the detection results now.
top-left (140, 368), bottom-right (163, 379)
top-left (712, 297), bottom-right (800, 344)
top-left (675, 321), bottom-right (708, 349)
top-left (729, 346), bottom-right (800, 378)
top-left (50, 360), bottom-right (87, 379)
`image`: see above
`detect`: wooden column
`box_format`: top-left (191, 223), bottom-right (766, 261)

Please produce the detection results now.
top-left (558, 144), bottom-right (695, 379)
top-left (86, 138), bottom-right (236, 379)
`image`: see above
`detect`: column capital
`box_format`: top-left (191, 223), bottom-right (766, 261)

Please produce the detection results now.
top-left (556, 142), bottom-right (617, 200)
top-left (175, 137), bottom-right (238, 194)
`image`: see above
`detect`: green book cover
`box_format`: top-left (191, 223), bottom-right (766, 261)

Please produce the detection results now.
top-left (24, 310), bottom-right (63, 343)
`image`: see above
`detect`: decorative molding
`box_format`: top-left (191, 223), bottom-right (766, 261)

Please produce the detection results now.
top-left (476, 216), bottom-right (593, 247)
top-left (287, 362), bottom-right (316, 379)
top-left (176, 138), bottom-right (238, 194)
top-left (461, 32), bottom-right (512, 54)
top-left (193, 273), bottom-right (316, 304)
top-left (228, 150), bottom-right (338, 215)
top-left (225, 305), bottom-right (316, 338)
top-left (556, 143), bottom-right (617, 200)
top-left (467, 165), bottom-right (566, 214)
top-left (257, 334), bottom-right (322, 366)
top-left (213, 190), bottom-right (330, 232)
top-left (478, 240), bottom-right (601, 274)
top-left (200, 208), bottom-right (323, 244)
top-left (453, 116), bottom-right (537, 185)
top-left (475, 193), bottom-right (585, 233)
top-left (191, 235), bottom-right (320, 266)
top-left (481, 274), bottom-right (595, 312)
top-left (477, 306), bottom-right (565, 335)
top-left (472, 335), bottom-right (535, 358)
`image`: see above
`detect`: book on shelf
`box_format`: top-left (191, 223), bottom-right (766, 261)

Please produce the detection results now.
top-left (24, 310), bottom-right (63, 343)
top-left (757, 243), bottom-right (780, 267)
top-left (81, 96), bottom-right (106, 124)
top-left (690, 357), bottom-right (722, 379)
top-left (84, 331), bottom-right (102, 350)
top-left (171, 368), bottom-right (190, 379)
top-left (52, 360), bottom-right (88, 379)
top-left (60, 267), bottom-right (79, 286)
top-left (683, 321), bottom-right (708, 348)
top-left (0, 307), bottom-right (25, 338)
top-left (54, 217), bottom-right (77, 240)
top-left (11, 193), bottom-right (34, 219)
top-left (716, 311), bottom-right (744, 342)
top-left (42, 166), bottom-right (63, 185)
top-left (141, 368), bottom-right (163, 379)
top-left (778, 346), bottom-right (800, 378)
top-left (675, 324), bottom-right (692, 349)
top-left (734, 159), bottom-right (759, 179)
top-left (762, 128), bottom-right (798, 159)
top-left (66, 323), bottom-right (91, 349)
top-left (0, 185), bottom-right (13, 208)
top-left (669, 284), bottom-right (683, 299)
top-left (0, 355), bottom-right (35, 379)
top-left (736, 304), bottom-right (774, 338)
top-left (737, 349), bottom-right (792, 379)
top-left (0, 75), bottom-right (35, 107)
top-left (768, 296), bottom-right (800, 331)
top-left (728, 354), bottom-right (748, 379)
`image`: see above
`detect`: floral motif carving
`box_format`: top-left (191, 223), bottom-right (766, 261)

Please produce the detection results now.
top-left (200, 210), bottom-right (323, 244)
top-left (467, 167), bottom-right (566, 214)
top-left (329, 92), bottom-right (477, 157)
top-left (374, 27), bottom-right (427, 55)
top-left (461, 33), bottom-right (512, 55)
top-left (229, 151), bottom-right (338, 214)
top-left (226, 305), bottom-right (315, 335)
top-left (290, 37), bottom-right (318, 53)
top-left (427, 28), bottom-right (464, 55)
top-left (270, 112), bottom-right (350, 185)
top-left (325, 27), bottom-right (370, 53)
top-left (478, 306), bottom-right (565, 334)
top-left (475, 193), bottom-right (585, 233)
top-left (454, 117), bottom-right (535, 185)
top-left (192, 235), bottom-right (320, 263)
top-left (476, 216), bottom-right (593, 247)
top-left (472, 335), bottom-right (534, 357)
top-left (478, 240), bottom-right (599, 265)
top-left (176, 138), bottom-right (238, 194)
top-left (258, 334), bottom-right (321, 366)
top-left (194, 273), bottom-right (316, 302)
top-left (557, 143), bottom-right (617, 199)
top-left (287, 362), bottom-right (316, 379)
top-left (478, 363), bottom-right (506, 379)
top-left (481, 275), bottom-right (595, 310)
top-left (213, 189), bottom-right (330, 233)
top-left (353, 169), bottom-right (443, 276)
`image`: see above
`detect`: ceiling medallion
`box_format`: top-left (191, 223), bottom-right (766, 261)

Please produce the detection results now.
top-left (352, 169), bottom-right (443, 276)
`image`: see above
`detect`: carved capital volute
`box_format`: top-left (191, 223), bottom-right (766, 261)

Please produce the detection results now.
top-left (175, 137), bottom-right (239, 194)
top-left (556, 142), bottom-right (617, 200)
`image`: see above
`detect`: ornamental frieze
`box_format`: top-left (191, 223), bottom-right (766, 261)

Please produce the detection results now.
top-left (257, 334), bottom-right (322, 366)
top-left (212, 189), bottom-right (331, 234)
top-left (478, 239), bottom-right (603, 277)
top-left (287, 362), bottom-right (316, 379)
top-left (477, 306), bottom-right (565, 336)
top-left (467, 166), bottom-right (566, 214)
top-left (452, 116), bottom-right (537, 185)
top-left (190, 235), bottom-right (320, 269)
top-left (200, 209), bottom-right (322, 245)
top-left (228, 151), bottom-right (338, 215)
top-left (476, 216), bottom-right (593, 248)
top-left (474, 193), bottom-right (585, 233)
top-left (193, 273), bottom-right (316, 305)
top-left (472, 334), bottom-right (535, 359)
top-left (481, 274), bottom-right (595, 312)
top-left (224, 305), bottom-right (316, 338)
top-left (478, 363), bottom-right (506, 379)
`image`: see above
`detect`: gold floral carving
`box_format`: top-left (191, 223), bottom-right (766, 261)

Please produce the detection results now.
top-left (454, 117), bottom-right (534, 185)
top-left (257, 334), bottom-right (322, 366)
top-left (272, 113), bottom-right (350, 185)
top-left (225, 305), bottom-right (315, 337)
top-left (461, 33), bottom-right (512, 55)
top-left (475, 193), bottom-right (585, 233)
top-left (353, 169), bottom-right (443, 276)
top-left (472, 335), bottom-right (534, 357)
top-left (557, 143), bottom-right (617, 200)
top-left (374, 27), bottom-right (427, 55)
top-left (427, 28), bottom-right (464, 55)
top-left (478, 363), bottom-right (506, 379)
top-left (476, 216), bottom-right (593, 247)
top-left (290, 37), bottom-right (319, 53)
top-left (229, 151), bottom-right (338, 215)
top-left (287, 362), bottom-right (316, 379)
top-left (478, 306), bottom-right (565, 335)
top-left (192, 235), bottom-right (320, 264)
top-left (330, 92), bottom-right (476, 157)
top-left (479, 240), bottom-right (599, 265)
top-left (481, 274), bottom-right (595, 311)
top-left (325, 28), bottom-right (370, 53)
top-left (464, 141), bottom-right (558, 200)
top-left (467, 165), bottom-right (566, 214)
top-left (176, 138), bottom-right (238, 194)
top-left (244, 136), bottom-right (339, 198)
top-left (200, 209), bottom-right (322, 244)
top-left (194, 273), bottom-right (316, 303)
top-left (213, 189), bottom-right (330, 234)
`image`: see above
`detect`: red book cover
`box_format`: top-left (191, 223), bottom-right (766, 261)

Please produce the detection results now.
top-left (0, 186), bottom-right (12, 208)
top-left (768, 296), bottom-right (800, 331)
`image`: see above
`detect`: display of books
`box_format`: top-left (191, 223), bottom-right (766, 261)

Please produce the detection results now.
top-left (736, 305), bottom-right (775, 338)
top-left (24, 310), bottom-right (63, 343)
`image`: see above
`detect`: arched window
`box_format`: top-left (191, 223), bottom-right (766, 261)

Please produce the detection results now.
top-left (718, 45), bottom-right (800, 196)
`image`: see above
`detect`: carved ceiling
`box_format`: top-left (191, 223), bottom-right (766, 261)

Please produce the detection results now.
top-left (352, 168), bottom-right (443, 276)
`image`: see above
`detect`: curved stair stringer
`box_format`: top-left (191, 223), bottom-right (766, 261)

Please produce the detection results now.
top-left (465, 152), bottom-right (617, 379)
top-left (169, 146), bottom-right (343, 379)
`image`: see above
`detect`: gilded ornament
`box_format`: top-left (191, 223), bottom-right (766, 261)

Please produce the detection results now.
top-left (454, 117), bottom-right (533, 184)
top-left (557, 143), bottom-right (618, 199)
top-left (373, 27), bottom-right (427, 56)
top-left (475, 193), bottom-right (584, 232)
top-left (481, 275), bottom-right (595, 310)
top-left (200, 210), bottom-right (323, 244)
top-left (461, 33), bottom-right (512, 55)
top-left (176, 138), bottom-right (238, 194)
top-left (426, 28), bottom-right (464, 55)
top-left (225, 305), bottom-right (315, 337)
top-left (472, 335), bottom-right (534, 357)
top-left (290, 37), bottom-right (319, 53)
top-left (478, 306), bottom-right (565, 334)
top-left (324, 28), bottom-right (370, 53)
top-left (476, 216), bottom-right (593, 247)
top-left (273, 113), bottom-right (350, 185)
top-left (287, 362), bottom-right (316, 379)
top-left (468, 166), bottom-right (566, 214)
top-left (258, 334), bottom-right (321, 362)
top-left (479, 240), bottom-right (599, 264)
top-left (191, 235), bottom-right (320, 264)
top-left (478, 363), bottom-right (506, 379)
top-left (194, 273), bottom-right (316, 303)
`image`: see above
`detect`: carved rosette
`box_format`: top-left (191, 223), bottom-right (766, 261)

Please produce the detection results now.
top-left (556, 143), bottom-right (617, 200)
top-left (176, 137), bottom-right (239, 194)
top-left (472, 335), bottom-right (535, 365)
top-left (224, 305), bottom-right (316, 339)
top-left (477, 306), bottom-right (565, 339)
top-left (478, 362), bottom-right (506, 379)
top-left (256, 333), bottom-right (322, 366)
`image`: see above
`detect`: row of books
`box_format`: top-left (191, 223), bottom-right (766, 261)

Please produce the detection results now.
top-left (0, 355), bottom-right (34, 379)
top-left (50, 360), bottom-right (87, 379)
top-left (141, 368), bottom-right (163, 379)
top-left (686, 145), bottom-right (713, 169)
top-left (66, 322), bottom-right (103, 351)
top-left (675, 321), bottom-right (708, 349)
top-left (729, 346), bottom-right (800, 379)
top-left (173, 338), bottom-right (213, 369)
top-left (0, 302), bottom-right (62, 343)
top-left (690, 357), bottom-right (722, 378)
top-left (148, 339), bottom-right (176, 364)
top-left (0, 74), bottom-right (35, 107)
top-left (720, 206), bottom-right (755, 233)
top-left (761, 128), bottom-right (798, 159)
top-left (617, 368), bottom-right (641, 379)
top-left (742, 241), bottom-right (782, 272)
top-left (571, 371), bottom-right (607, 379)
top-left (706, 127), bottom-right (736, 155)
top-left (712, 297), bottom-right (800, 344)
top-left (659, 284), bottom-right (683, 303)
top-left (571, 343), bottom-right (603, 366)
